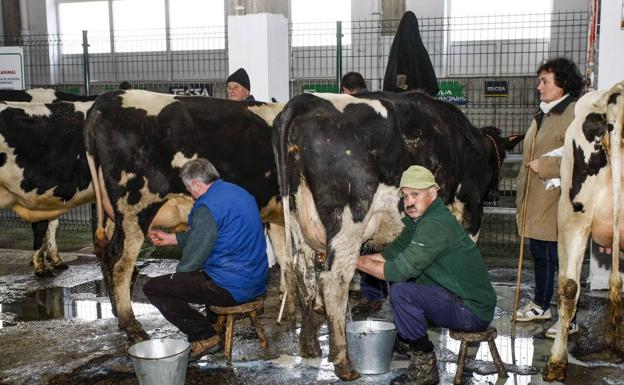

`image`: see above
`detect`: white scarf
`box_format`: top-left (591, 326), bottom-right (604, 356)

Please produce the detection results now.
top-left (540, 94), bottom-right (569, 114)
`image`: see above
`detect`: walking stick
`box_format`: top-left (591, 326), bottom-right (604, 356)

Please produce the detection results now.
top-left (511, 131), bottom-right (537, 339)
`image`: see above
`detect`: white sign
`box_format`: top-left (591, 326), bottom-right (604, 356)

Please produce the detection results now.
top-left (0, 47), bottom-right (25, 90)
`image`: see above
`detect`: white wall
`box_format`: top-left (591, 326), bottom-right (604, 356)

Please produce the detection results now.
top-left (406, 0), bottom-right (444, 18)
top-left (597, 0), bottom-right (624, 89)
top-left (228, 13), bottom-right (289, 102)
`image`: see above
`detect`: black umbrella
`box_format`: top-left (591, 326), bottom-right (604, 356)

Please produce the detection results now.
top-left (383, 11), bottom-right (439, 96)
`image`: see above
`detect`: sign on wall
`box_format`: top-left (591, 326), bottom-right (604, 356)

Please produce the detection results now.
top-left (437, 80), bottom-right (467, 105)
top-left (169, 83), bottom-right (212, 96)
top-left (0, 47), bottom-right (25, 90)
top-left (302, 84), bottom-right (339, 94)
top-left (484, 80), bottom-right (508, 97)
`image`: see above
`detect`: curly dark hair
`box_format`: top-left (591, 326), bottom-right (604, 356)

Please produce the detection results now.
top-left (537, 58), bottom-right (583, 97)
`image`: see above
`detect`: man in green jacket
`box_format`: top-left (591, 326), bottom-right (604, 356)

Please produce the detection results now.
top-left (357, 165), bottom-right (496, 385)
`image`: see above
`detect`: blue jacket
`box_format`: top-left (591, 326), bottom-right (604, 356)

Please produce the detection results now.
top-left (188, 179), bottom-right (268, 302)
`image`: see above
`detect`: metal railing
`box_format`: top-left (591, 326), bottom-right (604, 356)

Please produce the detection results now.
top-left (0, 11), bottom-right (590, 258)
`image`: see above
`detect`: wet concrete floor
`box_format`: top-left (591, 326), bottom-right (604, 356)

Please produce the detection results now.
top-left (0, 247), bottom-right (623, 385)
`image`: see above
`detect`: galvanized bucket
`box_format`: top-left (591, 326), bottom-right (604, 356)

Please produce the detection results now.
top-left (128, 338), bottom-right (190, 385)
top-left (346, 318), bottom-right (397, 374)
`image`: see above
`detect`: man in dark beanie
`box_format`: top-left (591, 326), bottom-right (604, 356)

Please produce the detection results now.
top-left (226, 68), bottom-right (255, 101)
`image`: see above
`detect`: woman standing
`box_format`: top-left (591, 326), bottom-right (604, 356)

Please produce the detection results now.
top-left (515, 58), bottom-right (583, 338)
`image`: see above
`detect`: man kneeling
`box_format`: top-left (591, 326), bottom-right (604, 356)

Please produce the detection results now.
top-left (357, 166), bottom-right (496, 385)
top-left (144, 158), bottom-right (268, 362)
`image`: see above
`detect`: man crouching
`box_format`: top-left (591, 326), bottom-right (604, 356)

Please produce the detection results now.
top-left (144, 158), bottom-right (268, 362)
top-left (357, 165), bottom-right (496, 385)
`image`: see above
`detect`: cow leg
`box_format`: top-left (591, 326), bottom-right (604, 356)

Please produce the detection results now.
top-left (113, 215), bottom-right (149, 342)
top-left (543, 219), bottom-right (590, 382)
top-left (32, 220), bottom-right (53, 277)
top-left (268, 223), bottom-right (296, 325)
top-left (45, 219), bottom-right (68, 270)
top-left (320, 226), bottom-right (362, 381)
top-left (289, 217), bottom-right (322, 358)
top-left (608, 254), bottom-right (623, 350)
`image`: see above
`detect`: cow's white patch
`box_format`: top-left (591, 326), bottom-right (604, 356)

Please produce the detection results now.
top-left (265, 170), bottom-right (272, 178)
top-left (1, 101), bottom-right (51, 117)
top-left (449, 195), bottom-right (466, 230)
top-left (361, 184), bottom-right (404, 247)
top-left (121, 89), bottom-right (176, 117)
top-left (171, 152), bottom-right (198, 169)
top-left (248, 103), bottom-right (285, 126)
top-left (313, 93), bottom-right (388, 118)
top-left (345, 150), bottom-right (351, 156)
top-left (295, 178), bottom-right (326, 251)
top-left (26, 88), bottom-right (57, 103)
top-left (72, 101), bottom-right (94, 117)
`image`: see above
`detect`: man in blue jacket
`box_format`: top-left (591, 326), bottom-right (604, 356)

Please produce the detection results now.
top-left (144, 158), bottom-right (268, 362)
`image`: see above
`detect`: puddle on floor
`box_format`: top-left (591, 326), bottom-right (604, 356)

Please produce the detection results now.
top-left (0, 279), bottom-right (157, 326)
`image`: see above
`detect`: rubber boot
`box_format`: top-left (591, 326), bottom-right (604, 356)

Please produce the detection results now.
top-left (390, 349), bottom-right (439, 385)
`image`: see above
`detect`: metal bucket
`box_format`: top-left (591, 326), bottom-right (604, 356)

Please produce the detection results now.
top-left (346, 318), bottom-right (397, 374)
top-left (128, 338), bottom-right (190, 385)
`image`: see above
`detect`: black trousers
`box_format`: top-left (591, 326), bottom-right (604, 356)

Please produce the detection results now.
top-left (143, 271), bottom-right (237, 342)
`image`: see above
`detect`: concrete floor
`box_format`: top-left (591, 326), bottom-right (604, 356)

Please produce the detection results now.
top-left (0, 245), bottom-right (623, 385)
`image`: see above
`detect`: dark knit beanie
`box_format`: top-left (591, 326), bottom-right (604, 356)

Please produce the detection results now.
top-left (226, 68), bottom-right (250, 91)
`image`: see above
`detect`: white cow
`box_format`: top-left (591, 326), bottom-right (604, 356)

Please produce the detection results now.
top-left (544, 80), bottom-right (624, 381)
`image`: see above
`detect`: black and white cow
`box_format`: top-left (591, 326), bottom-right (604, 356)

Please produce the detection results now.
top-left (0, 88), bottom-right (98, 275)
top-left (272, 91), bottom-right (522, 380)
top-left (85, 89), bottom-right (288, 341)
top-left (0, 88), bottom-right (99, 103)
top-left (543, 81), bottom-right (624, 382)
top-left (0, 100), bottom-right (94, 275)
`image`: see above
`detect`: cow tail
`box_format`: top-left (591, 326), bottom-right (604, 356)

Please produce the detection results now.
top-left (84, 106), bottom-right (107, 247)
top-left (604, 82), bottom-right (624, 345)
top-left (273, 105), bottom-right (295, 324)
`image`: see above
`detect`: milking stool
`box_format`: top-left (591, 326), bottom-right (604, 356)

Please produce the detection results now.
top-left (449, 326), bottom-right (508, 384)
top-left (209, 298), bottom-right (268, 365)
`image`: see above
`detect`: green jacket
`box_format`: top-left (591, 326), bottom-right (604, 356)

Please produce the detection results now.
top-left (382, 198), bottom-right (496, 322)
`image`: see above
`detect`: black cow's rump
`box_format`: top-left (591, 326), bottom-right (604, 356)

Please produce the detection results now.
top-left (275, 91), bottom-right (518, 238)
top-left (0, 102), bottom-right (92, 201)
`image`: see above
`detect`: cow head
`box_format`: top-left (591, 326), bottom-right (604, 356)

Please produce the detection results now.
top-left (481, 126), bottom-right (524, 202)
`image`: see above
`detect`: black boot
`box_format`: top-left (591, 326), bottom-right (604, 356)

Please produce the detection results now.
top-left (390, 347), bottom-right (439, 385)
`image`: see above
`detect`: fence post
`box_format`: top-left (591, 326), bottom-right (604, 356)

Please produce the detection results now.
top-left (82, 30), bottom-right (97, 242)
top-left (336, 21), bottom-right (342, 92)
top-left (82, 30), bottom-right (91, 95)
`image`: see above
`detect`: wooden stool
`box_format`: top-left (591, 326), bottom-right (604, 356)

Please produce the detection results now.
top-left (209, 298), bottom-right (268, 365)
top-left (449, 326), bottom-right (508, 385)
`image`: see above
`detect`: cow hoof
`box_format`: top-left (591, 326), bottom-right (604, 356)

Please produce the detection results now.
top-left (542, 361), bottom-right (566, 382)
top-left (35, 269), bottom-right (54, 278)
top-left (125, 320), bottom-right (150, 343)
top-left (334, 362), bottom-right (360, 381)
top-left (53, 262), bottom-right (69, 270)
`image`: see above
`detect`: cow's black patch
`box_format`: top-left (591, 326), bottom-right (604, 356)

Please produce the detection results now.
top-left (569, 139), bottom-right (608, 203)
top-left (0, 152), bottom-right (6, 167)
top-left (125, 175), bottom-right (145, 206)
top-left (607, 123), bottom-right (614, 132)
top-left (607, 92), bottom-right (620, 106)
top-left (0, 102), bottom-right (92, 202)
top-left (0, 90), bottom-right (33, 102)
top-left (582, 113), bottom-right (607, 143)
top-left (572, 202), bottom-right (584, 212)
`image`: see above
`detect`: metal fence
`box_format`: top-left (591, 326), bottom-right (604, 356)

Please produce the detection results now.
top-left (0, 11), bottom-right (590, 258)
